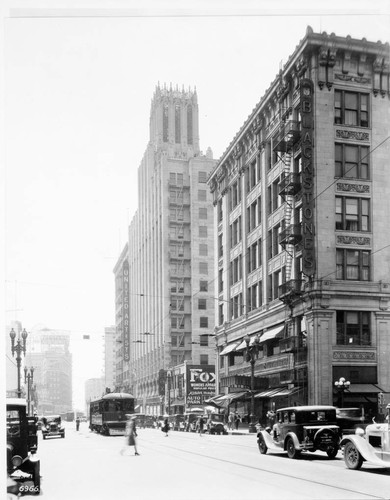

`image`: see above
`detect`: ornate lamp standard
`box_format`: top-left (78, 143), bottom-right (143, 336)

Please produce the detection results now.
top-left (334, 377), bottom-right (350, 408)
top-left (9, 328), bottom-right (28, 398)
top-left (167, 370), bottom-right (172, 415)
top-left (24, 366), bottom-right (35, 415)
top-left (244, 333), bottom-right (260, 433)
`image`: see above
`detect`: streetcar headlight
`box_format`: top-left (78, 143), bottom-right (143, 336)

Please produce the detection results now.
top-left (12, 455), bottom-right (23, 467)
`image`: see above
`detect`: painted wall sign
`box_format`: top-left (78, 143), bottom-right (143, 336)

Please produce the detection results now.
top-left (186, 364), bottom-right (216, 407)
top-left (300, 79), bottom-right (315, 277)
top-left (122, 260), bottom-right (130, 361)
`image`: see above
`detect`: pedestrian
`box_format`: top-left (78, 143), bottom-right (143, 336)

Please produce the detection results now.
top-left (121, 415), bottom-right (140, 456)
top-left (197, 415), bottom-right (205, 437)
top-left (228, 412), bottom-right (234, 430)
top-left (76, 417), bottom-right (80, 431)
top-left (234, 413), bottom-right (241, 430)
top-left (162, 416), bottom-right (170, 436)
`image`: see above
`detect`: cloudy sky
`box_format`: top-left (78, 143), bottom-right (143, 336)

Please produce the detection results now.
top-left (3, 0), bottom-right (389, 407)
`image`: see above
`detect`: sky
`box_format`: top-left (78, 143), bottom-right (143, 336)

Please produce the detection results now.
top-left (2, 0), bottom-right (390, 408)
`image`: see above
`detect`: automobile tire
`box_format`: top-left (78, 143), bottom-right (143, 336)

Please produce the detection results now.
top-left (344, 441), bottom-right (363, 470)
top-left (32, 461), bottom-right (40, 492)
top-left (258, 434), bottom-right (268, 455)
top-left (286, 437), bottom-right (300, 459)
top-left (326, 445), bottom-right (339, 459)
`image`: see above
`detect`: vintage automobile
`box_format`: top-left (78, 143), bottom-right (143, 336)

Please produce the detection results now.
top-left (184, 412), bottom-right (201, 432)
top-left (205, 414), bottom-right (228, 435)
top-left (341, 403), bottom-right (390, 470)
top-left (6, 398), bottom-right (41, 495)
top-left (336, 407), bottom-right (367, 435)
top-left (42, 415), bottom-right (65, 439)
top-left (257, 405), bottom-right (342, 459)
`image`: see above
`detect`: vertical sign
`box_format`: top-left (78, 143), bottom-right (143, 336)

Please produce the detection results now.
top-left (186, 364), bottom-right (216, 408)
top-left (123, 260), bottom-right (130, 361)
top-left (300, 79), bottom-right (315, 277)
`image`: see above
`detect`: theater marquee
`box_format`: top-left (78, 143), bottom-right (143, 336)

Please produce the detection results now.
top-left (300, 78), bottom-right (315, 277)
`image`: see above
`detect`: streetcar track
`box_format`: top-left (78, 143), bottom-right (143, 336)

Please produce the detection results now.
top-left (139, 436), bottom-right (388, 500)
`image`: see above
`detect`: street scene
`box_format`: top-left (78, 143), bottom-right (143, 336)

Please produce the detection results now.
top-left (4, 2), bottom-right (390, 499)
top-left (17, 422), bottom-right (390, 500)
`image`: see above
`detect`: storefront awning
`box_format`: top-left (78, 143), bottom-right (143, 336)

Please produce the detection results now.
top-left (260, 324), bottom-right (285, 343)
top-left (219, 342), bottom-right (240, 356)
top-left (275, 387), bottom-right (301, 397)
top-left (254, 388), bottom-right (283, 398)
top-left (218, 391), bottom-right (249, 402)
top-left (345, 384), bottom-right (382, 394)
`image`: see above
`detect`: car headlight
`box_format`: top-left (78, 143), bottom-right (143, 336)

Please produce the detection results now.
top-left (355, 427), bottom-right (365, 436)
top-left (12, 455), bottom-right (23, 467)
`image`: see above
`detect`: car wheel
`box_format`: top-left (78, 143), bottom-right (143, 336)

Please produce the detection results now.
top-left (32, 461), bottom-right (40, 491)
top-left (344, 441), bottom-right (363, 470)
top-left (326, 445), bottom-right (338, 459)
top-left (258, 434), bottom-right (268, 455)
top-left (286, 437), bottom-right (300, 459)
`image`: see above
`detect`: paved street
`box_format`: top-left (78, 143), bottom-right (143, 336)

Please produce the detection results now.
top-left (23, 422), bottom-right (390, 500)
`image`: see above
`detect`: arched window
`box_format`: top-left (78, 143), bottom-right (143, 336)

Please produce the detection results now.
top-left (175, 104), bottom-right (181, 143)
top-left (187, 105), bottom-right (193, 145)
top-left (163, 103), bottom-right (168, 142)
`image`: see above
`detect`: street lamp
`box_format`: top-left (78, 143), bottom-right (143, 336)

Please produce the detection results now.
top-left (167, 370), bottom-right (172, 416)
top-left (334, 377), bottom-right (350, 408)
top-left (24, 366), bottom-right (35, 415)
top-left (9, 328), bottom-right (28, 398)
top-left (244, 333), bottom-right (260, 433)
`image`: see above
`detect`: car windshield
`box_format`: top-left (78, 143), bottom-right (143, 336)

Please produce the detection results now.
top-left (337, 409), bottom-right (361, 418)
top-left (44, 416), bottom-right (61, 423)
top-left (300, 410), bottom-right (335, 423)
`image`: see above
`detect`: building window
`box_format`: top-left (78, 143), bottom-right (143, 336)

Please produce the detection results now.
top-left (336, 249), bottom-right (370, 280)
top-left (187, 105), bottom-right (193, 145)
top-left (175, 104), bottom-right (181, 143)
top-left (230, 255), bottom-right (242, 284)
top-left (268, 178), bottom-right (281, 214)
top-left (199, 244), bottom-right (208, 256)
top-left (336, 197), bottom-right (370, 231)
top-left (218, 269), bottom-right (224, 293)
top-left (198, 189), bottom-right (207, 201)
top-left (198, 299), bottom-right (207, 310)
top-left (218, 233), bottom-right (223, 258)
top-left (198, 171), bottom-right (207, 183)
top-left (336, 311), bottom-right (370, 345)
top-left (247, 283), bottom-right (259, 312)
top-left (217, 199), bottom-right (223, 222)
top-left (230, 216), bottom-right (242, 247)
top-left (248, 240), bottom-right (261, 273)
top-left (229, 180), bottom-right (241, 211)
top-left (246, 159), bottom-right (259, 192)
top-left (231, 293), bottom-right (243, 319)
top-left (335, 90), bottom-right (369, 127)
top-left (163, 103), bottom-right (168, 142)
top-left (200, 317), bottom-right (208, 328)
top-left (199, 262), bottom-right (208, 274)
top-left (200, 354), bottom-right (209, 365)
top-left (200, 336), bottom-right (209, 347)
top-left (335, 143), bottom-right (369, 179)
top-left (247, 196), bottom-right (261, 232)
top-left (199, 226), bottom-right (207, 237)
top-left (218, 304), bottom-right (224, 325)
top-left (199, 280), bottom-right (208, 292)
top-left (199, 207), bottom-right (208, 219)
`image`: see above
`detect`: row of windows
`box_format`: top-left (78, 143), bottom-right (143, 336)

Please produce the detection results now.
top-left (169, 171), bottom-right (208, 185)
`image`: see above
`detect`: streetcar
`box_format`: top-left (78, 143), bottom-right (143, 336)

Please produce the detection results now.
top-left (89, 392), bottom-right (135, 435)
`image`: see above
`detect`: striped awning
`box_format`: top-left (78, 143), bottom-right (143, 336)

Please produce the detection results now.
top-left (254, 388), bottom-right (283, 399)
top-left (260, 324), bottom-right (285, 342)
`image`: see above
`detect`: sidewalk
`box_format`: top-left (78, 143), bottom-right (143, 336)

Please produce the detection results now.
top-left (226, 427), bottom-right (259, 436)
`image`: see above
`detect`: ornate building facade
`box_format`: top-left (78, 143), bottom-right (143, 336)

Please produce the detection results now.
top-left (208, 27), bottom-right (390, 421)
top-left (114, 84), bottom-right (216, 414)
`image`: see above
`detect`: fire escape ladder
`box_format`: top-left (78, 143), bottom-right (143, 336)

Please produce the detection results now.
top-left (283, 151), bottom-right (294, 282)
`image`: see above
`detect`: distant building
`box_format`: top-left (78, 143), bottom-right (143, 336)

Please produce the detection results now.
top-left (114, 84), bottom-right (217, 415)
top-left (24, 326), bottom-right (72, 415)
top-left (208, 27), bottom-right (390, 421)
top-left (85, 377), bottom-right (105, 412)
top-left (104, 326), bottom-right (116, 392)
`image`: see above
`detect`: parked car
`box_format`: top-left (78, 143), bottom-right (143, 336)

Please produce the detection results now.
top-left (169, 414), bottom-right (186, 431)
top-left (336, 407), bottom-right (367, 435)
top-left (257, 405), bottom-right (342, 459)
top-left (6, 398), bottom-right (40, 495)
top-left (42, 415), bottom-right (65, 439)
top-left (341, 404), bottom-right (390, 470)
top-left (184, 412), bottom-right (201, 432)
top-left (205, 414), bottom-right (228, 435)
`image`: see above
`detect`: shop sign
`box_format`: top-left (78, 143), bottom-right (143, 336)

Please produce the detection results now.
top-left (300, 78), bottom-right (315, 277)
top-left (123, 260), bottom-right (130, 361)
top-left (186, 364), bottom-right (216, 407)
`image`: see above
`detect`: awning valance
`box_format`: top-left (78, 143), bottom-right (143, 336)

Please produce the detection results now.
top-left (260, 324), bottom-right (285, 343)
top-left (219, 342), bottom-right (240, 356)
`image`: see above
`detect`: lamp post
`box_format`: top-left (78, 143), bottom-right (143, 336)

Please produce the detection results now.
top-left (334, 377), bottom-right (350, 408)
top-left (244, 333), bottom-right (260, 433)
top-left (9, 328), bottom-right (28, 398)
top-left (24, 366), bottom-right (34, 415)
top-left (167, 370), bottom-right (172, 415)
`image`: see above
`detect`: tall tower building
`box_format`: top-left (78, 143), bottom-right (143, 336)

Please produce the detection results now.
top-left (208, 27), bottom-right (390, 422)
top-left (115, 84), bottom-right (216, 414)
